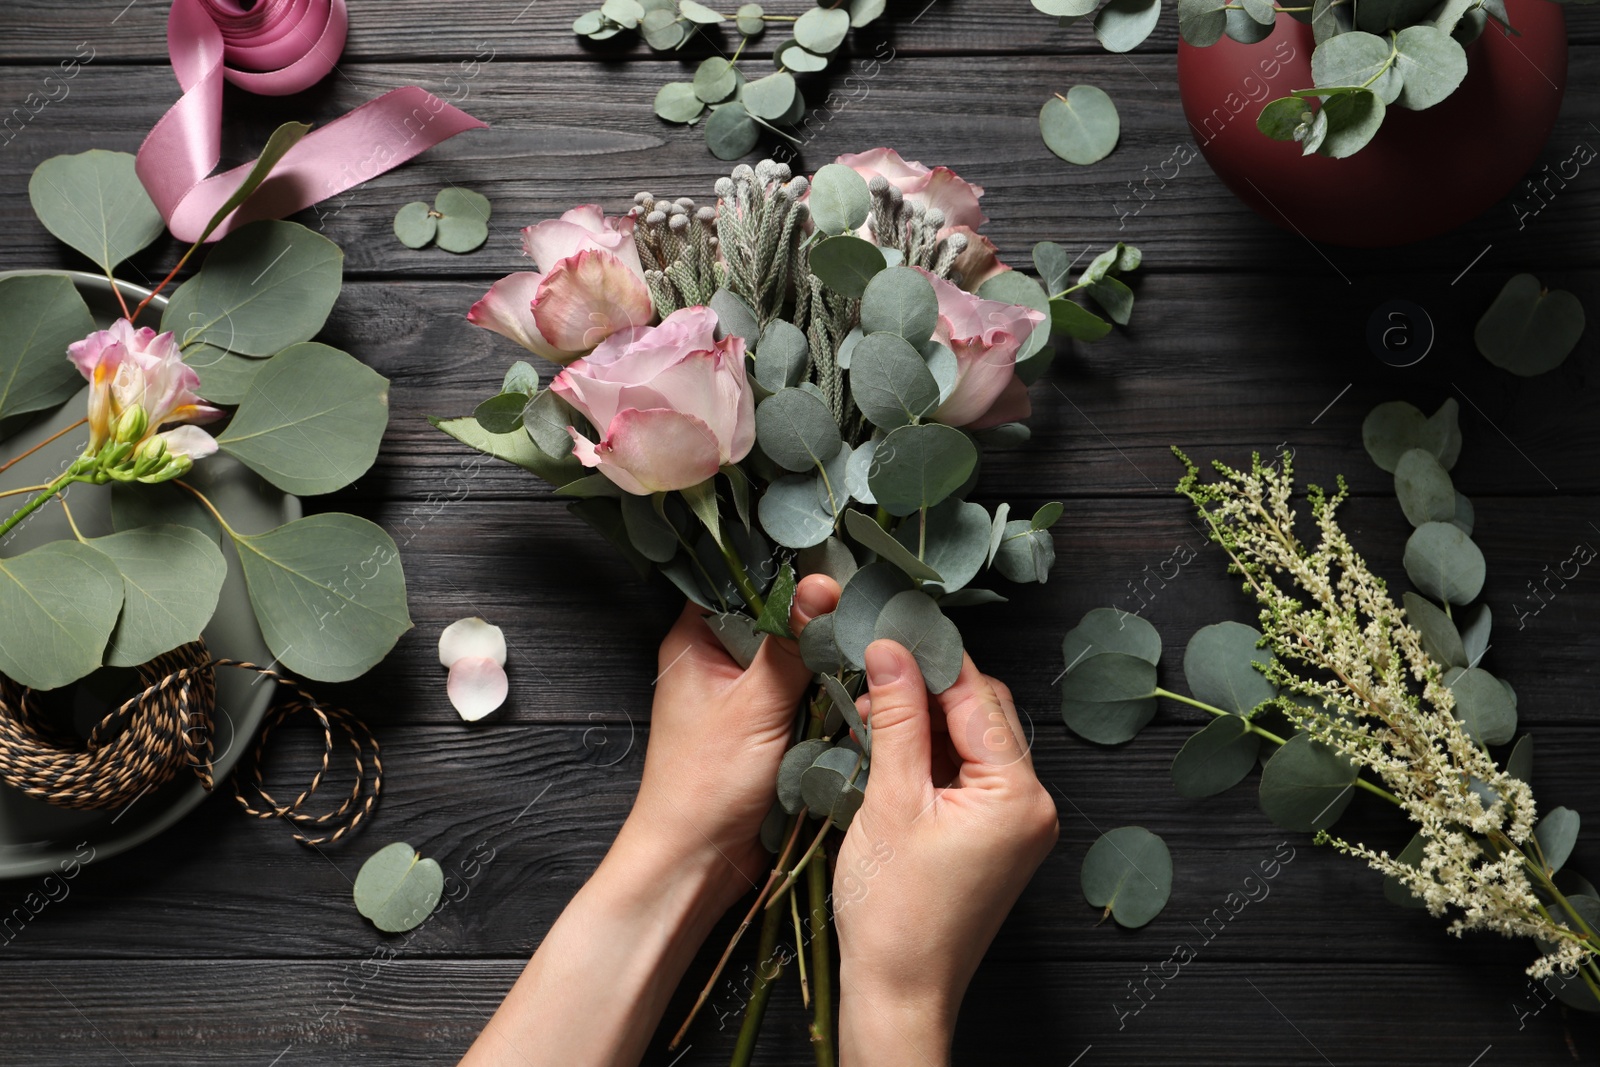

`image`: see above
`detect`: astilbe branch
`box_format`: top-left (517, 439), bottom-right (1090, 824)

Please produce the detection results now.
top-left (1175, 447), bottom-right (1592, 982)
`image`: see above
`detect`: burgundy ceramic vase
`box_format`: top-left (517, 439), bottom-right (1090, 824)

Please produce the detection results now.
top-left (1176, 0), bottom-right (1569, 247)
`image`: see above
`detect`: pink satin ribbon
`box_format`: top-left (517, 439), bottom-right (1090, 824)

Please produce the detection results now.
top-left (137, 0), bottom-right (485, 242)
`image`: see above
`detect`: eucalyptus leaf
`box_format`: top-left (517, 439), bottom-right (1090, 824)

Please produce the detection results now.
top-left (758, 473), bottom-right (836, 549)
top-left (394, 202), bottom-right (437, 248)
top-left (1085, 275), bottom-right (1135, 326)
top-left (1224, 5), bottom-right (1277, 40)
top-left (1040, 86), bottom-right (1120, 165)
top-left (161, 220), bottom-right (342, 356)
top-left (859, 268), bottom-right (940, 347)
top-left (809, 163), bottom-right (873, 235)
top-left (742, 71), bottom-right (797, 122)
top-left (28, 150), bottom-right (165, 274)
top-left (868, 423), bottom-right (978, 517)
top-left (694, 57), bottom-right (739, 102)
top-left (620, 493), bottom-right (679, 563)
top-left (1460, 602), bottom-right (1491, 666)
top-left (975, 270), bottom-right (1052, 360)
top-left (798, 609), bottom-right (842, 672)
top-left (1258, 96), bottom-right (1310, 140)
top-left (353, 842), bottom-right (443, 933)
top-left (1505, 734), bottom-right (1533, 784)
top-left (1178, 0), bottom-right (1230, 46)
top-left (1171, 715), bottom-right (1261, 798)
top-left (1383, 833), bottom-right (1427, 908)
top-left (801, 745), bottom-right (867, 828)
top-left (656, 81), bottom-right (706, 125)
top-left (850, 332), bottom-right (941, 429)
top-left (1394, 447), bottom-right (1456, 526)
top-left (1060, 651), bottom-right (1159, 744)
top-left (0, 541), bottom-right (123, 690)
top-left (1050, 298), bottom-right (1113, 341)
top-left (1393, 23), bottom-right (1468, 109)
top-left (1183, 621), bottom-right (1276, 715)
top-left (706, 102), bottom-right (760, 160)
top-left (1062, 607), bottom-right (1161, 669)
top-left (1032, 242), bottom-right (1076, 295)
top-left (809, 234), bottom-right (886, 297)
top-left (1442, 666), bottom-right (1516, 745)
top-left (1311, 32), bottom-right (1402, 103)
top-left (834, 561), bottom-right (916, 669)
top-left (1404, 522), bottom-right (1486, 605)
top-left (797, 535), bottom-right (858, 586)
top-left (820, 672), bottom-right (869, 752)
top-left (0, 275), bottom-right (97, 430)
top-left (794, 5), bottom-right (850, 51)
top-left (183, 344), bottom-right (265, 406)
top-left (1451, 492), bottom-right (1475, 537)
top-left (433, 188), bottom-right (491, 254)
top-left (707, 610), bottom-right (764, 667)
top-left (1535, 807), bottom-right (1580, 875)
top-left (992, 520), bottom-right (1055, 584)
top-left (778, 738), bottom-right (833, 813)
top-left (844, 509), bottom-right (942, 582)
top-left (756, 387), bottom-right (842, 473)
top-left (90, 526), bottom-right (226, 669)
top-left (873, 589), bottom-right (963, 693)
top-left (1474, 274), bottom-right (1586, 377)
top-left (774, 39), bottom-right (830, 72)
top-left (1259, 732), bottom-right (1358, 831)
top-left (233, 514), bottom-right (412, 683)
top-left (1034, 0), bottom-right (1099, 13)
top-left (901, 499), bottom-right (990, 594)
top-left (1403, 591), bottom-right (1467, 668)
top-left (1094, 0), bottom-right (1162, 51)
top-left (1081, 826), bottom-right (1172, 928)
top-left (1317, 89), bottom-right (1387, 158)
top-left (1362, 399), bottom-right (1461, 472)
top-left (217, 344), bottom-right (389, 496)
top-left (754, 320), bottom-right (810, 391)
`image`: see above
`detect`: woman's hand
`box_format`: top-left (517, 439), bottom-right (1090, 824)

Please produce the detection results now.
top-left (622, 573), bottom-right (841, 911)
top-left (832, 639), bottom-right (1060, 1067)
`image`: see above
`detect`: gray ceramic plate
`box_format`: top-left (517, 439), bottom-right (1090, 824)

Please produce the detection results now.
top-left (0, 270), bottom-right (298, 879)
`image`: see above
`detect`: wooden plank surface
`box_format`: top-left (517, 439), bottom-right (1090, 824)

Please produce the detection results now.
top-left (0, 0), bottom-right (1597, 1063)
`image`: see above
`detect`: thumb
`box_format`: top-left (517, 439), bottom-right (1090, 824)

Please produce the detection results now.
top-left (737, 573), bottom-right (841, 705)
top-left (860, 639), bottom-right (932, 806)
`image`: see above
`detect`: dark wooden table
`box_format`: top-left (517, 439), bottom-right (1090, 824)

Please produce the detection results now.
top-left (1, 1), bottom-right (1598, 1063)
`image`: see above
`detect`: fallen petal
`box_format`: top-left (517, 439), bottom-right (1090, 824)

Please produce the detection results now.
top-left (438, 616), bottom-right (508, 668)
top-left (448, 656), bottom-right (508, 721)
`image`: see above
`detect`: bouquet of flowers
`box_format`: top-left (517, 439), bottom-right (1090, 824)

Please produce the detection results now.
top-left (438, 148), bottom-right (1141, 1051)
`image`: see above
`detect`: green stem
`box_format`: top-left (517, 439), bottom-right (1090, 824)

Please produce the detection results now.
top-left (0, 462), bottom-right (90, 542)
top-left (1152, 686), bottom-right (1402, 805)
top-left (730, 886), bottom-right (788, 1067)
top-left (1359, 33), bottom-right (1399, 90)
top-left (807, 838), bottom-right (835, 1067)
top-left (917, 505), bottom-right (927, 560)
top-left (174, 480), bottom-right (239, 538)
top-left (717, 533), bottom-right (766, 615)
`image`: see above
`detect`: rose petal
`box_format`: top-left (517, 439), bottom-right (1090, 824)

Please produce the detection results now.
top-left (947, 226), bottom-right (1008, 291)
top-left (530, 250), bottom-right (655, 355)
top-left (834, 147), bottom-right (930, 185)
top-left (919, 166), bottom-right (988, 230)
top-left (448, 656), bottom-right (508, 721)
top-left (964, 372), bottom-right (1033, 431)
top-left (467, 272), bottom-right (573, 364)
top-left (592, 407), bottom-right (724, 494)
top-left (438, 616), bottom-right (508, 668)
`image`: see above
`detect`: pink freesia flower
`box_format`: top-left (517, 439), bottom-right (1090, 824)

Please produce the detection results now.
top-left (834, 148), bottom-right (989, 232)
top-left (467, 205), bottom-right (654, 366)
top-left (68, 319), bottom-right (222, 461)
top-left (917, 268), bottom-right (1045, 430)
top-left (550, 306), bottom-right (755, 495)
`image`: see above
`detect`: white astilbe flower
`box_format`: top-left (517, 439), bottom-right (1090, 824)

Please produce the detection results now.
top-left (1176, 449), bottom-right (1597, 992)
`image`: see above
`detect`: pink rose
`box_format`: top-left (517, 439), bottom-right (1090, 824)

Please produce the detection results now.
top-left (467, 205), bottom-right (653, 366)
top-left (946, 225), bottom-right (1010, 291)
top-left (550, 306), bottom-right (755, 495)
top-left (917, 268), bottom-right (1045, 430)
top-left (834, 148), bottom-right (989, 232)
top-left (68, 318), bottom-right (222, 461)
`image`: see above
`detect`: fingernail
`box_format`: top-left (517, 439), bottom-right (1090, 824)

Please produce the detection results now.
top-left (865, 642), bottom-right (902, 688)
top-left (794, 579), bottom-right (829, 622)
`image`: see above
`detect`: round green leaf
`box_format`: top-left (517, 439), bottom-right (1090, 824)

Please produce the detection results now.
top-left (794, 5), bottom-right (850, 52)
top-left (706, 101), bottom-right (760, 160)
top-left (433, 187), bottom-right (490, 254)
top-left (29, 150), bottom-right (165, 274)
top-left (742, 71), bottom-right (797, 121)
top-left (809, 234), bottom-right (887, 297)
top-left (972, 268), bottom-right (1051, 361)
top-left (775, 39), bottom-right (830, 72)
top-left (779, 738), bottom-right (832, 814)
top-left (1182, 621), bottom-right (1276, 715)
top-left (1505, 733), bottom-right (1533, 784)
top-left (754, 319), bottom-right (810, 391)
top-left (89, 525), bottom-right (226, 669)
top-left (354, 842), bottom-right (444, 933)
top-left (601, 0), bottom-right (645, 23)
top-left (801, 745), bottom-right (867, 828)
top-left (867, 423), bottom-right (978, 517)
top-left (1242, 0), bottom-right (1278, 21)
top-left (1459, 601), bottom-right (1490, 666)
top-left (0, 275), bottom-right (97, 428)
top-left (694, 57), bottom-right (739, 103)
top-left (756, 387), bottom-right (842, 473)
top-left (679, 0), bottom-right (726, 22)
top-left (1259, 732), bottom-right (1359, 831)
top-left (1094, 0), bottom-right (1162, 52)
top-left (758, 472), bottom-right (836, 549)
top-left (1062, 607), bottom-right (1161, 669)
top-left (834, 561), bottom-right (916, 669)
top-left (1177, 0), bottom-right (1230, 44)
top-left (1060, 651), bottom-right (1159, 744)
top-left (573, 10), bottom-right (606, 33)
top-left (1393, 23), bottom-right (1468, 109)
top-left (1258, 95), bottom-right (1310, 140)
top-left (1404, 522), bottom-right (1485, 605)
top-left (233, 514), bottom-right (412, 683)
top-left (850, 332), bottom-right (941, 430)
top-left (161, 220), bottom-right (343, 357)
top-left (1442, 666), bottom-right (1516, 745)
top-left (900, 499), bottom-right (991, 594)
top-left (1034, 0), bottom-right (1099, 14)
top-left (859, 267), bottom-right (940, 347)
top-left (848, 0), bottom-right (886, 25)
top-left (0, 540), bottom-right (123, 690)
top-left (1535, 807), bottom-right (1581, 875)
top-left (1081, 826), bottom-right (1172, 928)
top-left (1474, 273), bottom-right (1586, 377)
top-left (643, 9), bottom-right (689, 47)
top-left (1040, 85), bottom-right (1120, 165)
top-left (737, 2), bottom-right (767, 33)
top-left (873, 589), bottom-right (963, 693)
top-left (217, 343), bottom-right (389, 496)
top-left (1316, 89), bottom-right (1387, 158)
top-left (1362, 399), bottom-right (1461, 473)
top-left (1394, 447), bottom-right (1456, 526)
top-left (992, 519), bottom-right (1055, 584)
top-left (1224, 5), bottom-right (1276, 42)
top-left (808, 162), bottom-right (873, 235)
top-left (474, 392), bottom-right (530, 436)
top-left (1312, 32), bottom-right (1402, 99)
top-left (393, 201), bottom-right (437, 248)
top-left (1172, 715), bottom-right (1261, 798)
top-left (1402, 591), bottom-right (1467, 669)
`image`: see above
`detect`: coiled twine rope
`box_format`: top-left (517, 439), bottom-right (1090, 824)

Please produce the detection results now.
top-left (0, 640), bottom-right (379, 845)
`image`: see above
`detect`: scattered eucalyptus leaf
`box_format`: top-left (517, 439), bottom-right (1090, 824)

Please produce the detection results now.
top-left (353, 842), bottom-right (444, 933)
top-left (1040, 85), bottom-right (1120, 165)
top-left (1081, 826), bottom-right (1172, 928)
top-left (1474, 273), bottom-right (1586, 377)
top-left (393, 201), bottom-right (437, 248)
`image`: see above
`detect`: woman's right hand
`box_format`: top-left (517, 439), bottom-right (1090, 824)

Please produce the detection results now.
top-left (831, 638), bottom-right (1060, 1067)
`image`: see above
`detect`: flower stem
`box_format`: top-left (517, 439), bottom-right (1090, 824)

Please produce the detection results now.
top-left (768, 821), bottom-right (832, 907)
top-left (791, 883), bottom-right (810, 1008)
top-left (729, 886), bottom-right (788, 1067)
top-left (133, 240), bottom-right (205, 325)
top-left (0, 463), bottom-right (90, 542)
top-left (807, 840), bottom-right (835, 1067)
top-left (0, 483), bottom-right (52, 500)
top-left (173, 480), bottom-right (239, 538)
top-left (718, 533), bottom-right (767, 614)
top-left (0, 418), bottom-right (88, 476)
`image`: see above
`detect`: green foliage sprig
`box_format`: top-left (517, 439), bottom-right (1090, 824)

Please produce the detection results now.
top-left (574, 0), bottom-right (889, 159)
